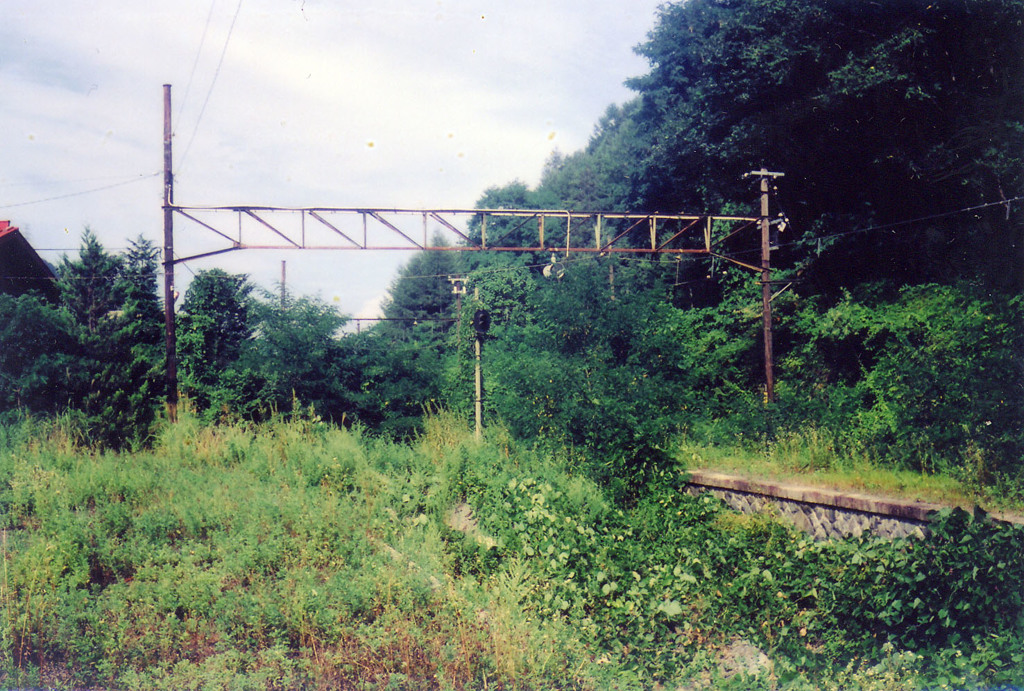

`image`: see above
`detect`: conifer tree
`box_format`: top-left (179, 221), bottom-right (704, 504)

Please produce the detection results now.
top-left (56, 232), bottom-right (163, 448)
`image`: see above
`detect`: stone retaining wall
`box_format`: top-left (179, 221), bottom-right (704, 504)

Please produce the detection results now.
top-left (685, 470), bottom-right (941, 540)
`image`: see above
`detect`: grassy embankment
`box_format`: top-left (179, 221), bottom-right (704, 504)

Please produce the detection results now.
top-left (1, 412), bottom-right (1022, 690)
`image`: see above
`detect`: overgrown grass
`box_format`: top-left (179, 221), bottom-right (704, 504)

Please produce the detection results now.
top-left (1, 412), bottom-right (1022, 689)
top-left (0, 412), bottom-right (613, 690)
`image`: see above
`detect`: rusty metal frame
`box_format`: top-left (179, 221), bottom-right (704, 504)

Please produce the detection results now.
top-left (169, 205), bottom-right (759, 264)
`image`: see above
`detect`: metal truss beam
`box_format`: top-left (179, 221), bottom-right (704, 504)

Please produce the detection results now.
top-left (169, 205), bottom-right (759, 264)
top-left (158, 86), bottom-right (778, 425)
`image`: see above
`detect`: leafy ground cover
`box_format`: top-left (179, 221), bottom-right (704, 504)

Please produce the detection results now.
top-left (1, 413), bottom-right (1022, 690)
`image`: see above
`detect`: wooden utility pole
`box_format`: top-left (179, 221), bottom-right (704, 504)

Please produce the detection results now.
top-left (474, 330), bottom-right (483, 440)
top-left (163, 84), bottom-right (178, 422)
top-left (746, 168), bottom-right (784, 403)
top-left (472, 288), bottom-right (485, 440)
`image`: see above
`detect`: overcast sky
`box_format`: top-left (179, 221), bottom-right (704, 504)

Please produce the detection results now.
top-left (2, 0), bottom-right (665, 318)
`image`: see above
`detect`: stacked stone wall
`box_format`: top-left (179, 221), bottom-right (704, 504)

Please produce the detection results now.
top-left (684, 471), bottom-right (949, 540)
top-left (684, 484), bottom-right (929, 540)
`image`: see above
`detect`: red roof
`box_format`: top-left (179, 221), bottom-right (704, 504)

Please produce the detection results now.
top-left (0, 221), bottom-right (59, 300)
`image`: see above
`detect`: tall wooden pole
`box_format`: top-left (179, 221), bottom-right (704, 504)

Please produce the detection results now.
top-left (746, 168), bottom-right (784, 403)
top-left (163, 84), bottom-right (178, 421)
top-left (760, 174), bottom-right (774, 404)
top-left (474, 335), bottom-right (483, 440)
top-left (473, 287), bottom-right (483, 441)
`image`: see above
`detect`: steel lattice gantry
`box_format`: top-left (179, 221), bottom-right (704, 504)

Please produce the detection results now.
top-left (160, 204), bottom-right (766, 421)
top-left (158, 85), bottom-right (776, 423)
top-left (167, 205), bottom-right (760, 266)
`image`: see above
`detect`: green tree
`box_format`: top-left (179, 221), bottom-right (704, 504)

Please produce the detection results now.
top-left (0, 294), bottom-right (75, 415)
top-left (627, 0), bottom-right (1024, 292)
top-left (119, 237), bottom-right (164, 351)
top-left (783, 283), bottom-right (1024, 477)
top-left (243, 292), bottom-right (351, 420)
top-left (380, 234), bottom-right (460, 343)
top-left (467, 181), bottom-right (552, 249)
top-left (58, 229), bottom-right (123, 334)
top-left (107, 237), bottom-right (164, 441)
top-left (537, 102), bottom-right (645, 213)
top-left (176, 269), bottom-right (264, 418)
top-left (348, 236), bottom-right (466, 436)
top-left (56, 233), bottom-right (164, 448)
top-left (347, 331), bottom-right (445, 437)
top-left (478, 259), bottom-right (689, 497)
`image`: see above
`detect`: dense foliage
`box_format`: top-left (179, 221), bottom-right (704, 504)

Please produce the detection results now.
top-left (3, 0), bottom-right (1020, 477)
top-left (443, 0), bottom-right (1024, 487)
top-left (2, 1), bottom-right (1023, 684)
top-left (1, 416), bottom-right (1021, 689)
top-left (776, 284), bottom-right (1024, 479)
top-left (1, 232), bottom-right (163, 450)
top-left (624, 0), bottom-right (1024, 294)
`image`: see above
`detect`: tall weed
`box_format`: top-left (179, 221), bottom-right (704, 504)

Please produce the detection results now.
top-left (2, 415), bottom-right (1022, 689)
top-left (0, 416), bottom-right (624, 690)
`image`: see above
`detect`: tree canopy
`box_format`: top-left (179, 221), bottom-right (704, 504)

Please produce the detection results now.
top-left (620, 0), bottom-right (1024, 292)
top-left (2, 0), bottom-right (1021, 482)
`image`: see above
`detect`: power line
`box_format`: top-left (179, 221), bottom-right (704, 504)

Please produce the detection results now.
top-left (33, 247), bottom-right (131, 252)
top-left (0, 173), bottom-right (161, 210)
top-left (178, 0), bottom-right (244, 174)
top-left (175, 0), bottom-right (220, 133)
top-left (0, 174), bottom-right (158, 189)
top-left (351, 317), bottom-right (456, 322)
top-left (846, 195), bottom-right (1023, 235)
top-left (726, 194), bottom-right (1024, 257)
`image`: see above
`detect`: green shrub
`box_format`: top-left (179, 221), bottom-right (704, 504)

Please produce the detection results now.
top-left (2, 415), bottom-right (1022, 689)
top-left (783, 284), bottom-right (1024, 478)
top-left (820, 508), bottom-right (1024, 655)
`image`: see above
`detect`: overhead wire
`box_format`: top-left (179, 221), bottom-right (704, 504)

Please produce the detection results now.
top-left (175, 0), bottom-right (220, 133)
top-left (177, 0), bottom-right (245, 175)
top-left (0, 173), bottom-right (161, 210)
top-left (375, 250), bottom-right (599, 283)
top-left (836, 195), bottom-right (1023, 237)
top-left (0, 5), bottom-right (231, 215)
top-left (0, 174), bottom-right (159, 189)
top-left (721, 193), bottom-right (1024, 259)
